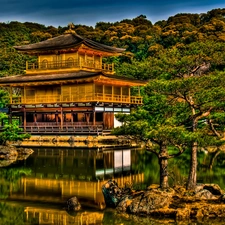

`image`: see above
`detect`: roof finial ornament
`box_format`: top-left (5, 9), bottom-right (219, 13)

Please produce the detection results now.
top-left (64, 22), bottom-right (76, 34)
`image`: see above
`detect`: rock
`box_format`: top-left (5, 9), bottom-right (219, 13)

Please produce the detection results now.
top-left (116, 196), bottom-right (133, 212)
top-left (203, 183), bottom-right (224, 195)
top-left (195, 189), bottom-right (217, 200)
top-left (102, 180), bottom-right (124, 208)
top-left (194, 183), bottom-right (204, 193)
top-left (0, 145), bottom-right (18, 167)
top-left (176, 208), bottom-right (191, 220)
top-left (0, 145), bottom-right (18, 160)
top-left (16, 148), bottom-right (34, 160)
top-left (66, 196), bottom-right (81, 211)
top-left (219, 194), bottom-right (225, 203)
top-left (173, 185), bottom-right (187, 196)
top-left (195, 204), bottom-right (225, 218)
top-left (0, 146), bottom-right (33, 167)
top-left (127, 189), bottom-right (174, 215)
top-left (147, 184), bottom-right (160, 190)
top-left (0, 158), bottom-right (17, 167)
top-left (16, 147), bottom-right (34, 155)
top-left (102, 180), bottom-right (225, 219)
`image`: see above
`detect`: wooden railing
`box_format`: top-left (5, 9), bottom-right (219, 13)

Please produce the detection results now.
top-left (26, 60), bottom-right (114, 73)
top-left (11, 93), bottom-right (143, 104)
top-left (0, 124), bottom-right (104, 134)
top-left (26, 122), bottom-right (103, 126)
top-left (23, 125), bottom-right (103, 134)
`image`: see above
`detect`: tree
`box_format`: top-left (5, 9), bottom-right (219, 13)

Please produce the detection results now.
top-left (113, 89), bottom-right (195, 189)
top-left (114, 72), bottom-right (225, 189)
top-left (0, 89), bottom-right (30, 145)
top-left (0, 120), bottom-right (30, 145)
top-left (149, 73), bottom-right (225, 190)
top-left (115, 39), bottom-right (225, 189)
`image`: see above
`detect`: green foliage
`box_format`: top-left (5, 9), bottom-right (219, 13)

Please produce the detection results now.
top-left (0, 167), bottom-right (32, 224)
top-left (0, 202), bottom-right (26, 225)
top-left (1, 8), bottom-right (225, 77)
top-left (0, 167), bottom-right (31, 199)
top-left (0, 89), bottom-right (9, 107)
top-left (0, 121), bottom-right (30, 145)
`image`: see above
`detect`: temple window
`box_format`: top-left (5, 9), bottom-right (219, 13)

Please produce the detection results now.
top-left (95, 85), bottom-right (103, 93)
top-left (41, 59), bottom-right (48, 69)
top-left (114, 86), bottom-right (121, 95)
top-left (122, 87), bottom-right (129, 95)
top-left (105, 86), bottom-right (112, 95)
top-left (66, 57), bottom-right (74, 67)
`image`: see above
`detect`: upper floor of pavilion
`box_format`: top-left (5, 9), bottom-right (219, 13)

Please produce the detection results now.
top-left (14, 31), bottom-right (125, 75)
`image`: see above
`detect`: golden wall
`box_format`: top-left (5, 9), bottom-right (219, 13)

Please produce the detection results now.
top-left (12, 84), bottom-right (137, 104)
top-left (38, 52), bottom-right (101, 69)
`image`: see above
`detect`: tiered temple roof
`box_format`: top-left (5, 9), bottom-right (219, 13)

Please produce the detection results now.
top-left (0, 71), bottom-right (146, 86)
top-left (14, 33), bottom-right (125, 55)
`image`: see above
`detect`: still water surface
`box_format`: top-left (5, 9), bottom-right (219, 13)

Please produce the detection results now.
top-left (0, 146), bottom-right (225, 225)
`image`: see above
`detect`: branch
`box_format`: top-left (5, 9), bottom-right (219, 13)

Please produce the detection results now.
top-left (145, 145), bottom-right (159, 158)
top-left (208, 119), bottom-right (223, 138)
top-left (168, 142), bottom-right (185, 159)
top-left (195, 107), bottom-right (213, 122)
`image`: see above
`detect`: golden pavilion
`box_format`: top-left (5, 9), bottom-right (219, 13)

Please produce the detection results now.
top-left (0, 31), bottom-right (145, 134)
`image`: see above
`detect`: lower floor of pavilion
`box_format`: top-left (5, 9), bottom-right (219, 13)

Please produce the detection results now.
top-left (6, 103), bottom-right (131, 135)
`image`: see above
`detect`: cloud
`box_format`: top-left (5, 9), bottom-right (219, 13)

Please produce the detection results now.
top-left (0, 0), bottom-right (224, 27)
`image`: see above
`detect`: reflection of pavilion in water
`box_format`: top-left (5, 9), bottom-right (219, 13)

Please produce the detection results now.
top-left (24, 206), bottom-right (104, 225)
top-left (7, 147), bottom-right (144, 224)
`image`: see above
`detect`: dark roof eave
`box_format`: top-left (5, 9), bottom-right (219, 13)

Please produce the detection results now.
top-left (14, 33), bottom-right (125, 54)
top-left (0, 72), bottom-right (146, 86)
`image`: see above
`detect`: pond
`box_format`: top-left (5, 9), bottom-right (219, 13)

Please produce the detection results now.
top-left (0, 146), bottom-right (225, 225)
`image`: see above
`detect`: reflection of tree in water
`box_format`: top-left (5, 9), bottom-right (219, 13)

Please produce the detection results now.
top-left (167, 149), bottom-right (225, 189)
top-left (0, 167), bottom-right (32, 224)
top-left (198, 151), bottom-right (225, 189)
top-left (0, 202), bottom-right (27, 225)
top-left (0, 167), bottom-right (31, 199)
top-left (132, 150), bottom-right (160, 188)
top-left (103, 210), bottom-right (176, 225)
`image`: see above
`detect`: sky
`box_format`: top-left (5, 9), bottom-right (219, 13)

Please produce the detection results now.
top-left (0, 0), bottom-right (225, 28)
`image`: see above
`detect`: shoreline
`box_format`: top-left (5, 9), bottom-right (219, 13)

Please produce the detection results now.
top-left (102, 180), bottom-right (225, 220)
top-left (14, 134), bottom-right (143, 148)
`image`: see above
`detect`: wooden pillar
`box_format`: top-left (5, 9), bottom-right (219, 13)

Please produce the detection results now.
top-left (33, 113), bottom-right (37, 123)
top-left (120, 87), bottom-right (122, 102)
top-left (84, 52), bottom-right (87, 64)
top-left (71, 111), bottom-right (73, 125)
top-left (128, 87), bottom-right (131, 103)
top-left (93, 111), bottom-right (96, 126)
top-left (93, 54), bottom-right (95, 68)
top-left (9, 86), bottom-right (12, 104)
top-left (103, 85), bottom-right (105, 101)
top-left (55, 113), bottom-right (59, 123)
top-left (112, 86), bottom-right (114, 101)
top-left (23, 107), bottom-right (26, 131)
top-left (86, 113), bottom-right (90, 124)
top-left (24, 86), bottom-right (26, 103)
top-left (93, 83), bottom-right (95, 100)
top-left (60, 107), bottom-right (63, 129)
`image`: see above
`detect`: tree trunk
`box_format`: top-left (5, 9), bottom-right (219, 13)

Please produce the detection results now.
top-left (186, 142), bottom-right (198, 190)
top-left (209, 149), bottom-right (220, 170)
top-left (159, 145), bottom-right (169, 189)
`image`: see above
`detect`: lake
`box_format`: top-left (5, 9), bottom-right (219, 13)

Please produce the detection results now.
top-left (0, 146), bottom-right (224, 224)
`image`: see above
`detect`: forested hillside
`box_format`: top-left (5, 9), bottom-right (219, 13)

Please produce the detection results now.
top-left (1, 8), bottom-right (225, 78)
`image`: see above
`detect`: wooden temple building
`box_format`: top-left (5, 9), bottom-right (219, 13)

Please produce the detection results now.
top-left (0, 30), bottom-right (145, 134)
